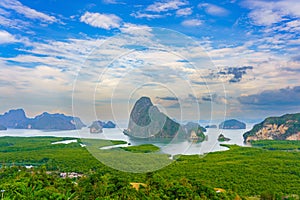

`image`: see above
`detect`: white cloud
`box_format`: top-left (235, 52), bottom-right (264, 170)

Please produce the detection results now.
top-left (198, 3), bottom-right (229, 16)
top-left (80, 12), bottom-right (122, 30)
top-left (131, 12), bottom-right (164, 19)
top-left (248, 8), bottom-right (282, 26)
top-left (120, 23), bottom-right (153, 36)
top-left (0, 15), bottom-right (30, 29)
top-left (132, 0), bottom-right (188, 19)
top-left (181, 19), bottom-right (202, 27)
top-left (243, 0), bottom-right (300, 26)
top-left (0, 30), bottom-right (17, 44)
top-left (102, 0), bottom-right (118, 4)
top-left (146, 0), bottom-right (187, 13)
top-left (176, 7), bottom-right (192, 16)
top-left (0, 0), bottom-right (56, 23)
top-left (0, 8), bottom-right (9, 15)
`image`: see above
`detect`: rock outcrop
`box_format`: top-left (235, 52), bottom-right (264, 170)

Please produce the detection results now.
top-left (218, 134), bottom-right (230, 142)
top-left (243, 113), bottom-right (300, 142)
top-left (219, 119), bottom-right (246, 129)
top-left (124, 97), bottom-right (205, 141)
top-left (183, 122), bottom-right (206, 141)
top-left (89, 121), bottom-right (103, 133)
top-left (88, 120), bottom-right (116, 133)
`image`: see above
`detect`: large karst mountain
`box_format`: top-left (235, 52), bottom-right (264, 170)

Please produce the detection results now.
top-left (124, 97), bottom-right (206, 141)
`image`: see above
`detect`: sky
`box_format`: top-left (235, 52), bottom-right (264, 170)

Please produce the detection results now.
top-left (0, 0), bottom-right (300, 124)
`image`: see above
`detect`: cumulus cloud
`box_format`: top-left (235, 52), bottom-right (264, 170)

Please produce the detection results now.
top-left (146, 0), bottom-right (187, 13)
top-left (0, 0), bottom-right (57, 23)
top-left (0, 30), bottom-right (17, 44)
top-left (181, 19), bottom-right (202, 27)
top-left (130, 12), bottom-right (164, 19)
top-left (176, 7), bottom-right (192, 16)
top-left (201, 93), bottom-right (227, 104)
top-left (218, 66), bottom-right (253, 83)
top-left (198, 3), bottom-right (229, 16)
top-left (238, 86), bottom-right (300, 106)
top-left (132, 0), bottom-right (188, 19)
top-left (243, 0), bottom-right (300, 26)
top-left (248, 9), bottom-right (282, 26)
top-left (207, 66), bottom-right (253, 83)
top-left (80, 12), bottom-right (122, 30)
top-left (119, 23), bottom-right (152, 36)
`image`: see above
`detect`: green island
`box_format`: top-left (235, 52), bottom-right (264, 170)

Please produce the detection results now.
top-left (0, 136), bottom-right (299, 199)
top-left (120, 144), bottom-right (160, 153)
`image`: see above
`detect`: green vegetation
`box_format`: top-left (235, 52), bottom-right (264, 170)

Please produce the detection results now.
top-left (244, 113), bottom-right (300, 141)
top-left (252, 140), bottom-right (300, 150)
top-left (120, 144), bottom-right (160, 153)
top-left (83, 138), bottom-right (172, 173)
top-left (0, 137), bottom-right (300, 199)
top-left (110, 140), bottom-right (127, 145)
top-left (218, 134), bottom-right (231, 142)
top-left (0, 137), bottom-right (101, 172)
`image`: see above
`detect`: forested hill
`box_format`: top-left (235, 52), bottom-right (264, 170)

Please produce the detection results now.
top-left (244, 113), bottom-right (300, 142)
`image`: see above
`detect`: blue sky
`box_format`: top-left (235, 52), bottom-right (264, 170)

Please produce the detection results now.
top-left (0, 0), bottom-right (300, 123)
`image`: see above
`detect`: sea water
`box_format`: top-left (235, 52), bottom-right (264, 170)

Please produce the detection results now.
top-left (0, 123), bottom-right (254, 156)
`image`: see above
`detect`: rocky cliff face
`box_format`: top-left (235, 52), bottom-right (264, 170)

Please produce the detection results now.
top-left (126, 97), bottom-right (180, 138)
top-left (243, 113), bottom-right (300, 142)
top-left (125, 97), bottom-right (205, 140)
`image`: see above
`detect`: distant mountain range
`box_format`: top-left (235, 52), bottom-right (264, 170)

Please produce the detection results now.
top-left (124, 97), bottom-right (206, 141)
top-left (244, 113), bottom-right (300, 142)
top-left (0, 109), bottom-right (85, 131)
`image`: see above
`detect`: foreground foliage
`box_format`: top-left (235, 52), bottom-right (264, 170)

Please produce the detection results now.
top-left (0, 137), bottom-right (299, 199)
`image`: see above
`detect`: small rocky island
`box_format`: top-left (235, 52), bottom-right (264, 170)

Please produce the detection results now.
top-left (88, 121), bottom-right (116, 133)
top-left (243, 113), bottom-right (300, 142)
top-left (183, 122), bottom-right (206, 142)
top-left (124, 97), bottom-right (206, 141)
top-left (0, 109), bottom-right (85, 131)
top-left (219, 119), bottom-right (246, 129)
top-left (218, 134), bottom-right (230, 142)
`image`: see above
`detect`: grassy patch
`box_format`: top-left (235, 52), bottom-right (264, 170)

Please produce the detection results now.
top-left (120, 144), bottom-right (160, 153)
top-left (110, 140), bottom-right (127, 145)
